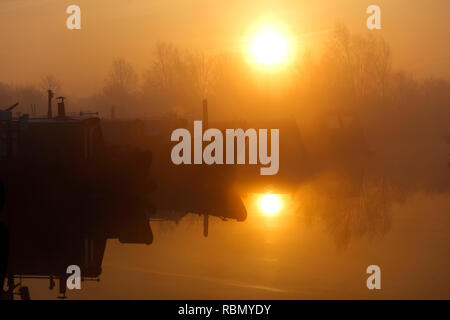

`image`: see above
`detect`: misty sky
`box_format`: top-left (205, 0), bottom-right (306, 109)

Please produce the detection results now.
top-left (0, 0), bottom-right (449, 96)
top-left (1, 0), bottom-right (450, 300)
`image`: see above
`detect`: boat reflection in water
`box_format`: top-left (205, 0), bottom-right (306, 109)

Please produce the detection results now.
top-left (0, 95), bottom-right (311, 299)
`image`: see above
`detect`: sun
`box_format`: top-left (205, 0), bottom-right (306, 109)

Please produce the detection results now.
top-left (248, 26), bottom-right (290, 66)
top-left (259, 194), bottom-right (282, 216)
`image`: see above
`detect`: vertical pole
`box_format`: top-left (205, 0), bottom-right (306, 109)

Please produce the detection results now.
top-left (47, 90), bottom-right (54, 119)
top-left (202, 99), bottom-right (209, 237)
top-left (203, 214), bottom-right (209, 238)
top-left (59, 275), bottom-right (67, 299)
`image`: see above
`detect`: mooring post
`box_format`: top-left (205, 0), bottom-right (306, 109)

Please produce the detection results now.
top-left (47, 90), bottom-right (54, 119)
top-left (202, 99), bottom-right (209, 237)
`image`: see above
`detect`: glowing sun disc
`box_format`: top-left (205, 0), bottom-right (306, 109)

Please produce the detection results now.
top-left (259, 194), bottom-right (282, 216)
top-left (249, 27), bottom-right (290, 66)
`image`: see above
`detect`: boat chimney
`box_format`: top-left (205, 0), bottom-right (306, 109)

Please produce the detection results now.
top-left (56, 96), bottom-right (66, 118)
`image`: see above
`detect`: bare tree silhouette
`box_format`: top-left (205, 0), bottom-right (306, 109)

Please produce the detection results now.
top-left (105, 58), bottom-right (138, 94)
top-left (39, 74), bottom-right (61, 93)
top-left (102, 58), bottom-right (138, 117)
top-left (141, 42), bottom-right (219, 117)
top-left (187, 52), bottom-right (219, 100)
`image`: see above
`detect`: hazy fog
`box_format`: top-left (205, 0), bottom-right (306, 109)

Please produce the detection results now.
top-left (0, 0), bottom-right (449, 97)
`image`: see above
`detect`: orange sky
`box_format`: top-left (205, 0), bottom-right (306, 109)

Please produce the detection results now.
top-left (0, 0), bottom-right (449, 96)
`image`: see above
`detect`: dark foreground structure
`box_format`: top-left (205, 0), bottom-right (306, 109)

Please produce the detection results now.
top-left (0, 96), bottom-right (316, 299)
top-left (0, 112), bottom-right (155, 299)
top-left (0, 101), bottom-right (249, 299)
